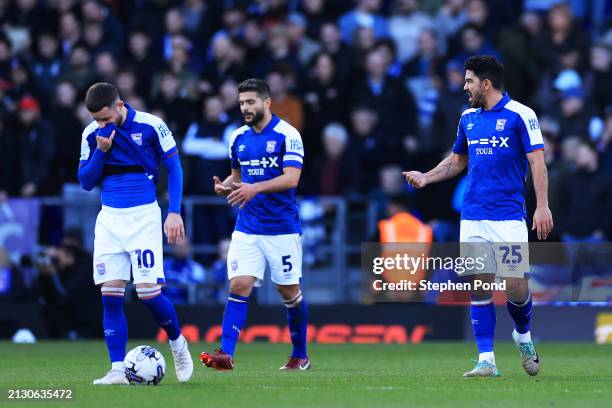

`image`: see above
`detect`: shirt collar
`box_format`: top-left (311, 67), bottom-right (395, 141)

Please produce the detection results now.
top-left (252, 113), bottom-right (279, 134)
top-left (120, 101), bottom-right (136, 129)
top-left (490, 92), bottom-right (510, 112)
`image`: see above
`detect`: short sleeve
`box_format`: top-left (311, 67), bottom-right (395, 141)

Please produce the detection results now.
top-left (228, 126), bottom-right (246, 169)
top-left (151, 117), bottom-right (177, 154)
top-left (79, 121), bottom-right (97, 162)
top-left (282, 126), bottom-right (304, 169)
top-left (516, 111), bottom-right (545, 153)
top-left (452, 116), bottom-right (468, 155)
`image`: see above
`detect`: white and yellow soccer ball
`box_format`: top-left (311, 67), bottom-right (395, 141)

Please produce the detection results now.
top-left (124, 345), bottom-right (166, 385)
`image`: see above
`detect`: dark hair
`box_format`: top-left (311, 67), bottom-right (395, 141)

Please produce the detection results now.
top-left (464, 55), bottom-right (504, 90)
top-left (237, 78), bottom-right (271, 99)
top-left (85, 82), bottom-right (119, 112)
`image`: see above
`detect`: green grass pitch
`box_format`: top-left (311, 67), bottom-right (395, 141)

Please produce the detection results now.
top-left (1, 342), bottom-right (611, 407)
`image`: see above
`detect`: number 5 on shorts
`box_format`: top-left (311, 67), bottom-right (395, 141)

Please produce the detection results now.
top-left (282, 255), bottom-right (292, 273)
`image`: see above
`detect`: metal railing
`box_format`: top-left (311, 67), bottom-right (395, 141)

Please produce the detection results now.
top-left (35, 195), bottom-right (365, 304)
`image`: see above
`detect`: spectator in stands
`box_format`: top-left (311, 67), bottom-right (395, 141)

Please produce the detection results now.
top-left (163, 238), bottom-right (206, 305)
top-left (37, 233), bottom-right (100, 338)
top-left (435, 0), bottom-right (468, 54)
top-left (352, 49), bottom-right (417, 156)
top-left (597, 109), bottom-right (612, 173)
top-left (319, 22), bottom-right (353, 80)
top-left (150, 70), bottom-right (195, 136)
top-left (182, 95), bottom-right (234, 246)
top-left (288, 12), bottom-right (320, 66)
top-left (59, 11), bottom-right (81, 56)
top-left (268, 69), bottom-right (304, 132)
top-left (301, 0), bottom-right (327, 41)
top-left (126, 27), bottom-right (162, 99)
top-left (94, 51), bottom-right (118, 84)
top-left (61, 42), bottom-right (96, 93)
top-left (402, 28), bottom-right (445, 152)
top-left (497, 11), bottom-right (543, 104)
top-left (587, 44), bottom-right (612, 114)
top-left (431, 60), bottom-right (470, 156)
top-left (339, 0), bottom-right (389, 45)
top-left (49, 81), bottom-right (81, 192)
top-left (559, 141), bottom-right (612, 242)
top-left (348, 105), bottom-right (387, 193)
top-left (183, 95), bottom-right (235, 195)
top-left (219, 79), bottom-right (241, 123)
top-left (0, 95), bottom-right (55, 197)
top-left (30, 30), bottom-right (63, 103)
top-left (0, 33), bottom-right (12, 80)
top-left (308, 122), bottom-right (360, 196)
top-left (80, 0), bottom-right (123, 57)
top-left (389, 0), bottom-right (433, 63)
top-left (453, 23), bottom-right (501, 62)
top-left (302, 52), bottom-right (347, 156)
top-left (537, 3), bottom-right (590, 75)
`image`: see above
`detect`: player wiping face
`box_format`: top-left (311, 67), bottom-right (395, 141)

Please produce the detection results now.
top-left (86, 98), bottom-right (185, 244)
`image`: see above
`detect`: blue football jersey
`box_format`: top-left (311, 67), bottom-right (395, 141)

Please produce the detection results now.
top-left (452, 93), bottom-right (544, 221)
top-left (229, 114), bottom-right (303, 235)
top-left (79, 104), bottom-right (177, 208)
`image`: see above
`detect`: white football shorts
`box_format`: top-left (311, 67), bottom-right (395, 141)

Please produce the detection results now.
top-left (459, 219), bottom-right (529, 278)
top-left (93, 201), bottom-right (165, 285)
top-left (227, 230), bottom-right (302, 286)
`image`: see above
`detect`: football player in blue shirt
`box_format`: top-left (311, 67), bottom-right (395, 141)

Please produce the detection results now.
top-left (404, 56), bottom-right (553, 377)
top-left (199, 78), bottom-right (309, 371)
top-left (79, 83), bottom-right (193, 384)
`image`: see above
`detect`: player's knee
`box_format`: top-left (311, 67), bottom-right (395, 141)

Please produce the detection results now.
top-left (504, 278), bottom-right (529, 302)
top-left (276, 284), bottom-right (300, 301)
top-left (229, 277), bottom-right (255, 297)
top-left (135, 284), bottom-right (162, 300)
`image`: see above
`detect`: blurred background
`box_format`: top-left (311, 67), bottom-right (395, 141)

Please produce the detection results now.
top-left (0, 0), bottom-right (611, 342)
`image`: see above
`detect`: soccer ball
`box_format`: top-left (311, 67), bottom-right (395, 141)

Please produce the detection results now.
top-left (124, 345), bottom-right (166, 385)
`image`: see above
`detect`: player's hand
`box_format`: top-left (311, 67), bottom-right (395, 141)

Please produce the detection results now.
top-left (213, 176), bottom-right (232, 196)
top-left (532, 206), bottom-right (553, 240)
top-left (164, 212), bottom-right (185, 244)
top-left (96, 130), bottom-right (115, 152)
top-left (403, 171), bottom-right (428, 188)
top-left (227, 182), bottom-right (259, 209)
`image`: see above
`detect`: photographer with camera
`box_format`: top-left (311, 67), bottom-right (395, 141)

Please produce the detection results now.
top-left (37, 231), bottom-right (101, 339)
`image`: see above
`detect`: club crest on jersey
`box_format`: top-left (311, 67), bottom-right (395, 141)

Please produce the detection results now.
top-left (467, 123), bottom-right (474, 130)
top-left (495, 119), bottom-right (507, 131)
top-left (266, 141), bottom-right (276, 153)
top-left (131, 133), bottom-right (143, 145)
top-left (238, 144), bottom-right (246, 152)
top-left (96, 263), bottom-right (106, 275)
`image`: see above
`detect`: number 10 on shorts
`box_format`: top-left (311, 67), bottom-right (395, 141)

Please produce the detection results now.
top-left (134, 249), bottom-right (155, 269)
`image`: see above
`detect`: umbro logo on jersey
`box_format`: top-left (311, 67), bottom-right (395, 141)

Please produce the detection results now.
top-left (130, 133), bottom-right (143, 145)
top-left (467, 123), bottom-right (475, 130)
top-left (238, 144), bottom-right (246, 152)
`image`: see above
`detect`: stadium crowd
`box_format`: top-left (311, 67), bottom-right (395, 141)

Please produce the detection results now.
top-left (0, 0), bottom-right (611, 246)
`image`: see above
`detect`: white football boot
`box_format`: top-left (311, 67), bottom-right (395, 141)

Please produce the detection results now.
top-left (92, 369), bottom-right (129, 385)
top-left (170, 335), bottom-right (194, 382)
